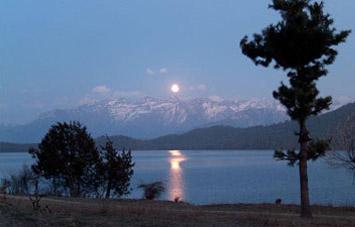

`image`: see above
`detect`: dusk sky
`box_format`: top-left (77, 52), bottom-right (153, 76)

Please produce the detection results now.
top-left (1, 0), bottom-right (354, 124)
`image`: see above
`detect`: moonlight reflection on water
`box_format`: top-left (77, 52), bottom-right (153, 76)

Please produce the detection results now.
top-left (168, 150), bottom-right (186, 201)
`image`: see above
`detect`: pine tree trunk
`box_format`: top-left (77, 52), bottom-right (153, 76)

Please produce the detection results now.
top-left (68, 177), bottom-right (81, 197)
top-left (69, 184), bottom-right (80, 197)
top-left (299, 121), bottom-right (312, 218)
top-left (105, 180), bottom-right (112, 199)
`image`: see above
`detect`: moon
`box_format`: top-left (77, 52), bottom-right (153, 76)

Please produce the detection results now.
top-left (171, 84), bottom-right (180, 93)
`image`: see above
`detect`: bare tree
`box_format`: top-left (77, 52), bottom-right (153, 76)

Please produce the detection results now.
top-left (327, 114), bottom-right (355, 178)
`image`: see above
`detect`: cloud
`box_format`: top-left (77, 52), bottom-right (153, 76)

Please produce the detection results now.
top-left (79, 97), bottom-right (97, 105)
top-left (196, 84), bottom-right (207, 91)
top-left (146, 67), bottom-right (168, 75)
top-left (112, 90), bottom-right (143, 98)
top-left (189, 84), bottom-right (208, 92)
top-left (159, 68), bottom-right (168, 75)
top-left (146, 68), bottom-right (155, 75)
top-left (92, 85), bottom-right (111, 94)
top-left (209, 95), bottom-right (223, 102)
top-left (80, 87), bottom-right (144, 106)
top-left (91, 85), bottom-right (143, 98)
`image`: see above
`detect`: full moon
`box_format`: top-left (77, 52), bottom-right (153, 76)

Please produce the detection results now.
top-left (171, 84), bottom-right (180, 93)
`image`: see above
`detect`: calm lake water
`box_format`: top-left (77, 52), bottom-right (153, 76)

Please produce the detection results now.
top-left (0, 150), bottom-right (354, 206)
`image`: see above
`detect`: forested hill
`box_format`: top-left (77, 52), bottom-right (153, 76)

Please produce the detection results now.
top-left (102, 102), bottom-right (355, 150)
top-left (1, 103), bottom-right (354, 152)
top-left (0, 142), bottom-right (37, 153)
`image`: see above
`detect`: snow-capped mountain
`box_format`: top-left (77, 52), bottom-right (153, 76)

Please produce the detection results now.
top-left (0, 96), bottom-right (290, 143)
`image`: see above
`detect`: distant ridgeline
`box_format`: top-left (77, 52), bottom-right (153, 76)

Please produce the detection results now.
top-left (0, 142), bottom-right (38, 153)
top-left (1, 103), bottom-right (354, 152)
top-left (97, 102), bottom-right (355, 150)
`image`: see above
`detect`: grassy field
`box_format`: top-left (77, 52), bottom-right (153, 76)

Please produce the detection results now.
top-left (0, 195), bottom-right (354, 227)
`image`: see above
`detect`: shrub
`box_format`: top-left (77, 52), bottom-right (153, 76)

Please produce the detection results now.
top-left (138, 181), bottom-right (165, 200)
top-left (2, 164), bottom-right (38, 195)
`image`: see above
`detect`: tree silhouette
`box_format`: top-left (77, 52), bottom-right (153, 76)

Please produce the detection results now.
top-left (98, 137), bottom-right (134, 198)
top-left (29, 121), bottom-right (100, 197)
top-left (327, 114), bottom-right (355, 178)
top-left (240, 0), bottom-right (350, 217)
top-left (138, 181), bottom-right (165, 200)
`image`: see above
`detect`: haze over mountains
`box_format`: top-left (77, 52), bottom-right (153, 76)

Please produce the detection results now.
top-left (0, 96), bottom-right (289, 143)
top-left (97, 102), bottom-right (355, 150)
top-left (0, 96), bottom-right (353, 144)
top-left (2, 102), bottom-right (354, 152)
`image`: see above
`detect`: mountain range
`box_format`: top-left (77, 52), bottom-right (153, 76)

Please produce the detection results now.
top-left (97, 102), bottom-right (355, 150)
top-left (0, 96), bottom-right (289, 143)
top-left (1, 102), bottom-right (354, 152)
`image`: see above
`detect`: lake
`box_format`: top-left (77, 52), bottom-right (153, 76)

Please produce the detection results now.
top-left (0, 150), bottom-right (354, 206)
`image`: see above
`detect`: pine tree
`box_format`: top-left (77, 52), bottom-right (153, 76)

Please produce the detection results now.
top-left (29, 121), bottom-right (100, 197)
top-left (98, 137), bottom-right (134, 198)
top-left (240, 0), bottom-right (350, 217)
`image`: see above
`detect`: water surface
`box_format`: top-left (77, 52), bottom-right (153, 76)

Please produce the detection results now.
top-left (0, 150), bottom-right (354, 205)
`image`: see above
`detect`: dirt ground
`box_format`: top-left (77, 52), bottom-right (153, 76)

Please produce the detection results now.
top-left (0, 195), bottom-right (354, 227)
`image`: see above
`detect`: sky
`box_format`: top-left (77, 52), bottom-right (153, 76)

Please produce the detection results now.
top-left (1, 0), bottom-right (354, 124)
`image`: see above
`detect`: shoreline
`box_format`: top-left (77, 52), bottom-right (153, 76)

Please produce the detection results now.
top-left (0, 148), bottom-right (279, 153)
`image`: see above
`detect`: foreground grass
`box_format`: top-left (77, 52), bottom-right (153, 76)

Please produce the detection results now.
top-left (0, 195), bottom-right (354, 227)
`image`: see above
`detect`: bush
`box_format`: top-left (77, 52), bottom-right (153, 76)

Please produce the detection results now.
top-left (138, 181), bottom-right (165, 200)
top-left (1, 164), bottom-right (38, 195)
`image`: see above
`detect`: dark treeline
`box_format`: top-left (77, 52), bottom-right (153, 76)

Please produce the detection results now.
top-left (0, 142), bottom-right (37, 153)
top-left (1, 122), bottom-right (135, 199)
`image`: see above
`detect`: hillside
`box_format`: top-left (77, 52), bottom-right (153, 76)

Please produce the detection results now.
top-left (105, 102), bottom-right (355, 150)
top-left (0, 142), bottom-right (37, 153)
